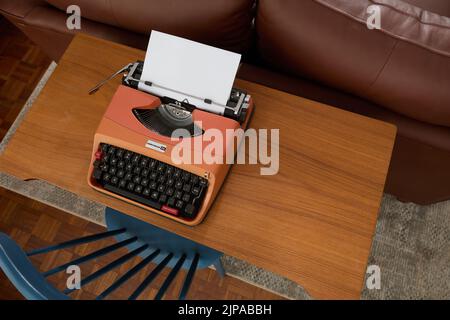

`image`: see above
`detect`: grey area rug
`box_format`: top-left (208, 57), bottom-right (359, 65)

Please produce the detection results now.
top-left (0, 62), bottom-right (448, 300)
top-left (363, 195), bottom-right (449, 299)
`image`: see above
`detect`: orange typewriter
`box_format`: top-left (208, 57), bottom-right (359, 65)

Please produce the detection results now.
top-left (87, 32), bottom-right (254, 226)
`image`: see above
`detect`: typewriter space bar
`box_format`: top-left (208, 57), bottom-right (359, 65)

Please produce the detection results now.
top-left (103, 184), bottom-right (162, 210)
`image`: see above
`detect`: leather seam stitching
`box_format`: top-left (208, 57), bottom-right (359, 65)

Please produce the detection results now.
top-left (367, 39), bottom-right (398, 92)
top-left (107, 0), bottom-right (123, 29)
top-left (312, 0), bottom-right (450, 58)
top-left (317, 0), bottom-right (450, 29)
top-left (368, 0), bottom-right (450, 29)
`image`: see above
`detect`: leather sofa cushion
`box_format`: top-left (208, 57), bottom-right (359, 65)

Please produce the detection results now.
top-left (44, 0), bottom-right (255, 53)
top-left (403, 0), bottom-right (450, 16)
top-left (256, 0), bottom-right (450, 127)
top-left (0, 0), bottom-right (47, 18)
top-left (237, 63), bottom-right (450, 153)
top-left (8, 4), bottom-right (149, 60)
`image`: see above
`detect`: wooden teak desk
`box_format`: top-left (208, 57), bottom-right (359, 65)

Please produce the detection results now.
top-left (0, 34), bottom-right (396, 299)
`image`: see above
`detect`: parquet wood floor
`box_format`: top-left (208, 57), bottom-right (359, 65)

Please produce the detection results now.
top-left (0, 17), bottom-right (52, 140)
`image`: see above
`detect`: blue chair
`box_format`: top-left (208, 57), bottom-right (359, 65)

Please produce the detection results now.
top-left (0, 208), bottom-right (224, 300)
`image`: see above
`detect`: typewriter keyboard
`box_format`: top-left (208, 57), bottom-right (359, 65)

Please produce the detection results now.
top-left (91, 143), bottom-right (209, 220)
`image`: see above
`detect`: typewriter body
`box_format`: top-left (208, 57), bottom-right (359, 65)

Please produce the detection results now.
top-left (87, 61), bottom-right (254, 226)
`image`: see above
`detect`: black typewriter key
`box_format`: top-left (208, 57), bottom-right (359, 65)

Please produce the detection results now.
top-left (149, 159), bottom-right (157, 169)
top-left (157, 175), bottom-right (165, 184)
top-left (133, 176), bottom-right (141, 184)
top-left (159, 194), bottom-right (168, 204)
top-left (199, 178), bottom-right (208, 187)
top-left (131, 154), bottom-right (140, 163)
top-left (191, 176), bottom-right (199, 185)
top-left (117, 170), bottom-right (125, 178)
top-left (111, 176), bottom-right (119, 185)
top-left (110, 157), bottom-right (118, 166)
top-left (173, 169), bottom-right (181, 179)
top-left (167, 197), bottom-right (176, 207)
top-left (166, 178), bottom-right (174, 186)
top-left (119, 180), bottom-right (127, 188)
top-left (116, 148), bottom-right (124, 158)
top-left (157, 184), bottom-right (165, 193)
top-left (150, 172), bottom-right (158, 180)
top-left (140, 158), bottom-right (148, 167)
top-left (151, 191), bottom-right (159, 200)
top-left (101, 144), bottom-right (109, 153)
top-left (182, 184), bottom-right (191, 193)
top-left (109, 167), bottom-right (117, 175)
top-left (182, 193), bottom-right (190, 202)
top-left (150, 181), bottom-right (157, 189)
top-left (184, 204), bottom-right (195, 217)
top-left (141, 168), bottom-right (149, 177)
top-left (182, 172), bottom-right (190, 182)
top-left (101, 164), bottom-right (109, 172)
top-left (93, 160), bottom-right (101, 168)
top-left (134, 185), bottom-right (143, 194)
top-left (127, 182), bottom-right (135, 191)
top-left (166, 187), bottom-right (174, 196)
top-left (192, 186), bottom-right (200, 196)
top-left (93, 169), bottom-right (102, 180)
top-left (133, 167), bottom-right (141, 175)
top-left (141, 178), bottom-right (149, 187)
top-left (166, 167), bottom-right (174, 176)
top-left (125, 163), bottom-right (133, 171)
top-left (107, 146), bottom-right (115, 154)
top-left (175, 190), bottom-right (183, 199)
top-left (175, 200), bottom-right (184, 209)
top-left (175, 181), bottom-right (183, 190)
top-left (143, 188), bottom-right (151, 197)
top-left (157, 163), bottom-right (166, 173)
top-left (103, 173), bottom-right (111, 183)
top-left (117, 160), bottom-right (125, 168)
top-left (103, 155), bottom-right (110, 163)
top-left (124, 151), bottom-right (132, 161)
top-left (125, 172), bottom-right (133, 181)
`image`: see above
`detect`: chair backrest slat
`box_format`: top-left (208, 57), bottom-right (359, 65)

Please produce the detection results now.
top-left (128, 252), bottom-right (174, 300)
top-left (26, 228), bottom-right (126, 257)
top-left (42, 236), bottom-right (138, 277)
top-left (1, 208), bottom-right (224, 300)
top-left (154, 254), bottom-right (187, 300)
top-left (96, 249), bottom-right (161, 300)
top-left (63, 244), bottom-right (149, 295)
top-left (179, 253), bottom-right (200, 300)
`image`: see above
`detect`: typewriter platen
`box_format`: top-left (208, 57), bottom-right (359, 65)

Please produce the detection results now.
top-left (87, 61), bottom-right (254, 226)
top-left (124, 61), bottom-right (251, 123)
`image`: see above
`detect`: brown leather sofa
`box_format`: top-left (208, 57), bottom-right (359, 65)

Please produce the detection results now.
top-left (1, 0), bottom-right (449, 205)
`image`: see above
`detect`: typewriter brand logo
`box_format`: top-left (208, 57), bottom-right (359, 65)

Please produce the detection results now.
top-left (145, 140), bottom-right (167, 153)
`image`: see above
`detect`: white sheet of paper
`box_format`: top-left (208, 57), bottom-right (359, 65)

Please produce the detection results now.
top-left (139, 31), bottom-right (241, 106)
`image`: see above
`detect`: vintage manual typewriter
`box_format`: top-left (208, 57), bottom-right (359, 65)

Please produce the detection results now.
top-left (87, 31), bottom-right (254, 226)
